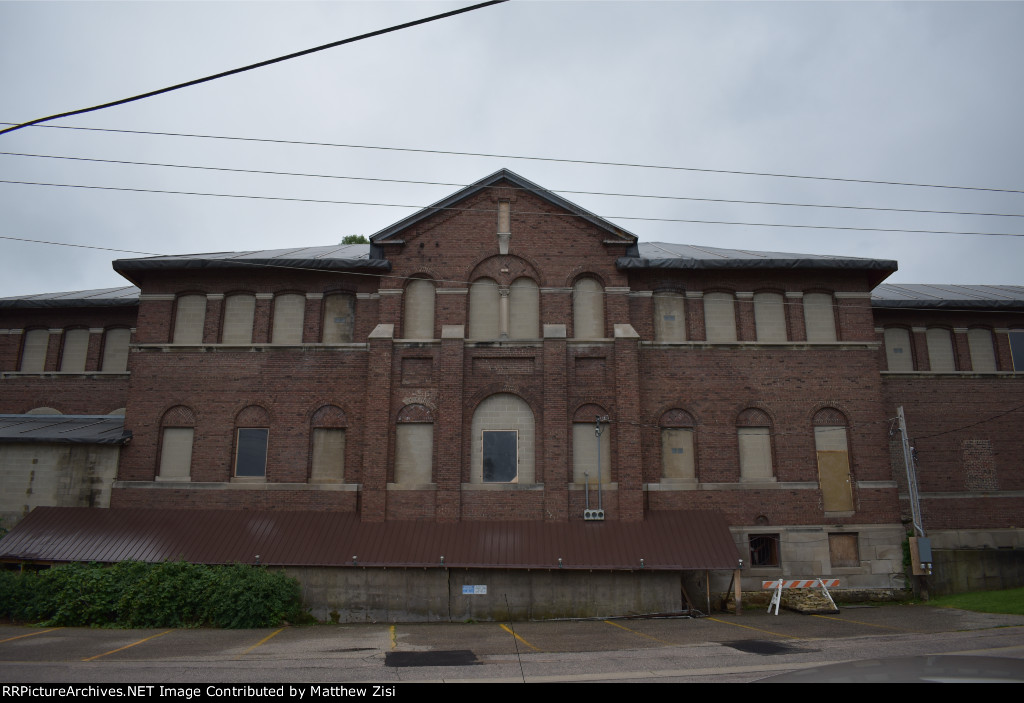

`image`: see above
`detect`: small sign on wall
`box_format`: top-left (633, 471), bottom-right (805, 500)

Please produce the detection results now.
top-left (462, 585), bottom-right (487, 595)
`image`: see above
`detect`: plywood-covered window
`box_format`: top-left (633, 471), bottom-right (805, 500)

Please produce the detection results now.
top-left (703, 292), bottom-right (737, 342)
top-left (509, 277), bottom-right (539, 339)
top-left (172, 294), bottom-right (206, 344)
top-left (660, 409), bottom-right (696, 481)
top-left (737, 408), bottom-right (773, 481)
top-left (271, 293), bottom-right (305, 344)
top-left (394, 404), bottom-right (434, 485)
top-left (59, 328), bottom-right (89, 372)
top-left (754, 292), bottom-right (787, 342)
top-left (158, 405), bottom-right (196, 481)
top-left (572, 405), bottom-right (611, 484)
top-left (468, 278), bottom-right (500, 340)
top-left (310, 405), bottom-right (347, 482)
top-left (803, 293), bottom-right (837, 342)
top-left (926, 327), bottom-right (956, 372)
top-left (573, 276), bottom-right (604, 339)
top-left (829, 533), bottom-right (860, 567)
top-left (470, 394), bottom-right (535, 484)
top-left (19, 329), bottom-right (49, 372)
top-left (967, 328), bottom-right (997, 372)
top-left (222, 293), bottom-right (256, 344)
top-left (814, 408), bottom-right (853, 512)
top-left (654, 292), bottom-right (686, 342)
top-left (402, 280), bottom-right (435, 340)
top-left (884, 327), bottom-right (914, 371)
top-left (323, 292), bottom-right (355, 343)
top-left (101, 328), bottom-right (131, 372)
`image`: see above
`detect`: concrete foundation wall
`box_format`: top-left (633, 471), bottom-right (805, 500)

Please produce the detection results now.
top-left (285, 566), bottom-right (684, 622)
top-left (929, 548), bottom-right (1024, 597)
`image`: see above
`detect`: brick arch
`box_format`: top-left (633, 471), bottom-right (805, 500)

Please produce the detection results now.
top-left (573, 402), bottom-right (610, 423)
top-left (466, 382), bottom-right (540, 413)
top-left (403, 271), bottom-right (441, 287)
top-left (736, 408), bottom-right (772, 427)
top-left (397, 403), bottom-right (434, 423)
top-left (466, 254), bottom-right (541, 285)
top-left (161, 405), bottom-right (196, 428)
top-left (660, 408), bottom-right (696, 428)
top-left (565, 269), bottom-right (609, 289)
top-left (236, 405), bottom-right (270, 427)
top-left (812, 407), bottom-right (847, 427)
top-left (311, 404), bottom-right (347, 428)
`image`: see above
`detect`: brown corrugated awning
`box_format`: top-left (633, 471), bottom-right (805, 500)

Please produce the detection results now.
top-left (0, 507), bottom-right (739, 571)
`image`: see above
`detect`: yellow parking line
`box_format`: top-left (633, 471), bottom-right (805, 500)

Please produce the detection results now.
top-left (0, 628), bottom-right (61, 643)
top-left (500, 623), bottom-right (541, 652)
top-left (603, 619), bottom-right (677, 646)
top-left (811, 613), bottom-right (914, 632)
top-left (389, 625), bottom-right (397, 650)
top-left (705, 617), bottom-right (799, 640)
top-left (240, 628), bottom-right (284, 656)
top-left (82, 630), bottom-right (172, 661)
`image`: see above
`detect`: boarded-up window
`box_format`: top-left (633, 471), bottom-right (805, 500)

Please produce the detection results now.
top-left (471, 394), bottom-right (535, 484)
top-left (394, 423), bottom-right (433, 484)
top-left (738, 427), bottom-right (773, 480)
top-left (573, 421), bottom-right (611, 484)
top-left (323, 293), bottom-right (356, 343)
top-left (235, 428), bottom-right (269, 477)
top-left (654, 292), bottom-right (686, 342)
top-left (828, 533), bottom-right (859, 567)
top-left (59, 329), bottom-right (89, 372)
top-left (661, 429), bottom-right (695, 480)
top-left (967, 328), bottom-right (996, 372)
top-left (19, 329), bottom-right (49, 372)
top-left (222, 294), bottom-right (256, 344)
top-left (469, 278), bottom-right (500, 340)
top-left (101, 328), bottom-right (130, 372)
top-left (926, 327), bottom-right (955, 372)
top-left (159, 428), bottom-right (194, 480)
top-left (815, 410), bottom-right (853, 512)
top-left (272, 293), bottom-right (305, 344)
top-left (497, 200), bottom-right (511, 233)
top-left (173, 295), bottom-right (206, 344)
top-left (704, 292), bottom-right (737, 342)
top-left (573, 277), bottom-right (604, 339)
top-left (509, 278), bottom-right (539, 339)
top-left (311, 428), bottom-right (345, 482)
top-left (884, 328), bottom-right (914, 371)
top-left (402, 280), bottom-right (434, 340)
top-left (803, 293), bottom-right (837, 342)
top-left (754, 292), bottom-right (787, 342)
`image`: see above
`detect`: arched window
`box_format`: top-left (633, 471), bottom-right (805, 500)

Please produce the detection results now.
top-left (272, 294), bottom-right (305, 344)
top-left (753, 292), bottom-right (787, 342)
top-left (926, 327), bottom-right (955, 372)
top-left (310, 405), bottom-right (347, 482)
top-left (101, 328), bottom-right (131, 372)
top-left (660, 409), bottom-right (696, 481)
top-left (803, 293), bottom-right (837, 342)
top-left (704, 292), bottom-right (737, 342)
top-left (403, 280), bottom-right (435, 340)
top-left (573, 277), bottom-right (605, 339)
top-left (967, 328), bottom-right (997, 372)
top-left (26, 406), bottom-right (61, 415)
top-left (394, 404), bottom-right (434, 485)
top-left (172, 294), bottom-right (206, 344)
top-left (323, 293), bottom-right (356, 343)
top-left (158, 405), bottom-right (196, 481)
top-left (222, 293), bottom-right (256, 344)
top-left (654, 292), bottom-right (686, 342)
top-left (572, 404), bottom-right (611, 484)
top-left (470, 394), bottom-right (535, 484)
top-left (59, 328), bottom-right (89, 372)
top-left (468, 278), bottom-right (500, 340)
top-left (508, 278), bottom-right (540, 339)
top-left (737, 408), bottom-right (773, 481)
top-left (19, 329), bottom-right (49, 372)
top-left (884, 328), bottom-right (914, 371)
top-left (813, 408), bottom-right (853, 512)
top-left (234, 405), bottom-right (270, 478)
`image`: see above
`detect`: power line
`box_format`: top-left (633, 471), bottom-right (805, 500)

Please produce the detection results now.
top-left (5, 150), bottom-right (1024, 220)
top-left (3, 179), bottom-right (1023, 238)
top-left (5, 122), bottom-right (1023, 196)
top-left (0, 0), bottom-right (509, 136)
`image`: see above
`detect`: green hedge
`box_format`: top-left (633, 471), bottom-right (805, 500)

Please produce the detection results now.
top-left (0, 562), bottom-right (303, 628)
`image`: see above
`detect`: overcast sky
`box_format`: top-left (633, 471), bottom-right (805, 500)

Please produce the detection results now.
top-left (1, 0), bottom-right (1022, 298)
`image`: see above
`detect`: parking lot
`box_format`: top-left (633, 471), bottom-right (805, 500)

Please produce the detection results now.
top-left (2, 606), bottom-right (1024, 683)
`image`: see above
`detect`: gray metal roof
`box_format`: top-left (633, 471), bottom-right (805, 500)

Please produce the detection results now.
top-left (0, 507), bottom-right (740, 571)
top-left (620, 242), bottom-right (898, 283)
top-left (0, 286), bottom-right (140, 309)
top-left (113, 244), bottom-right (390, 277)
top-left (872, 284), bottom-right (1024, 309)
top-left (0, 415), bottom-right (130, 445)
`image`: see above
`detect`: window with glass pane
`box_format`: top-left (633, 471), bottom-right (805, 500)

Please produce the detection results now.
top-left (235, 428), bottom-right (269, 477)
top-left (482, 430), bottom-right (518, 483)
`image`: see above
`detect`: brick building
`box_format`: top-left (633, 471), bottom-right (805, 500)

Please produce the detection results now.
top-left (1, 169), bottom-right (1022, 616)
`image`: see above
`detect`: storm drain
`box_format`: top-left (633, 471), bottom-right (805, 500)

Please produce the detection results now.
top-left (723, 640), bottom-right (813, 656)
top-left (385, 650), bottom-right (479, 667)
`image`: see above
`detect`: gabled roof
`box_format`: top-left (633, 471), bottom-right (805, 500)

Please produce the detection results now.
top-left (871, 283), bottom-right (1024, 310)
top-left (618, 242), bottom-right (897, 287)
top-left (112, 244), bottom-right (389, 284)
top-left (369, 168), bottom-right (638, 244)
top-left (0, 415), bottom-right (130, 445)
top-left (0, 286), bottom-right (140, 309)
